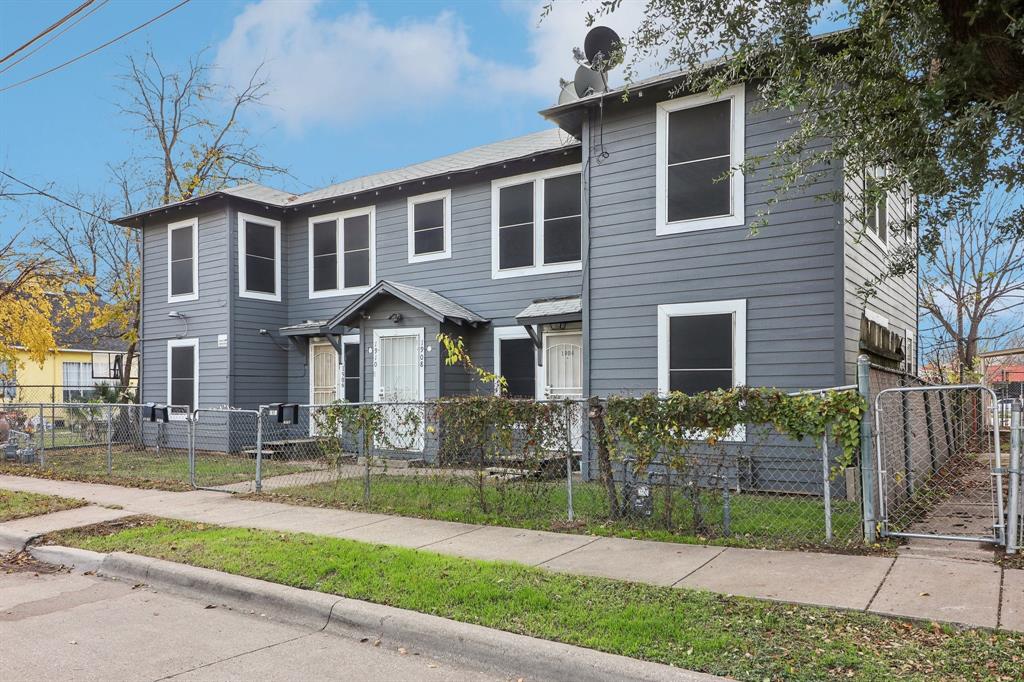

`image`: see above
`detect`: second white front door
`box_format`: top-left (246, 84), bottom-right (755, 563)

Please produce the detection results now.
top-left (310, 342), bottom-right (340, 405)
top-left (543, 331), bottom-right (583, 400)
top-left (373, 328), bottom-right (424, 450)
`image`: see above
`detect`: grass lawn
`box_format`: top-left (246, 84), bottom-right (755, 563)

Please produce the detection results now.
top-left (47, 517), bottom-right (1020, 681)
top-left (0, 489), bottom-right (86, 522)
top-left (256, 474), bottom-right (866, 551)
top-left (0, 447), bottom-right (310, 490)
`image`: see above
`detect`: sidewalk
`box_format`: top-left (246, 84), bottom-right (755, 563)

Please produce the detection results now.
top-left (1, 474), bottom-right (1021, 632)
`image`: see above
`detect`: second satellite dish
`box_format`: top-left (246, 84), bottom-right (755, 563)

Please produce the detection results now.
top-left (573, 64), bottom-right (605, 97)
top-left (583, 26), bottom-right (622, 71)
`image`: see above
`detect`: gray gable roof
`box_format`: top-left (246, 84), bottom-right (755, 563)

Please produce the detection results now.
top-left (113, 129), bottom-right (578, 225)
top-left (515, 296), bottom-right (583, 325)
top-left (327, 280), bottom-right (488, 330)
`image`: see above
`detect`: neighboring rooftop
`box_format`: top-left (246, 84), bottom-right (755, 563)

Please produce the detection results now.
top-left (114, 128), bottom-right (579, 225)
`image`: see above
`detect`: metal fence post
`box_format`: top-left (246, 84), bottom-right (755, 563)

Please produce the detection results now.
top-left (857, 355), bottom-right (877, 543)
top-left (37, 404), bottom-right (45, 467)
top-left (255, 409), bottom-right (264, 494)
top-left (565, 402), bottom-right (574, 523)
top-left (822, 423), bottom-right (833, 543)
top-left (1007, 401), bottom-right (1021, 555)
top-left (188, 412), bottom-right (196, 488)
top-left (361, 425), bottom-right (371, 505)
top-left (106, 404), bottom-right (113, 476)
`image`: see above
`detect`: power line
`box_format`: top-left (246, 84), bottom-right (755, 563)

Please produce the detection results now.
top-left (0, 170), bottom-right (108, 222)
top-left (0, 0), bottom-right (96, 64)
top-left (0, 0), bottom-right (110, 77)
top-left (0, 0), bottom-right (192, 94)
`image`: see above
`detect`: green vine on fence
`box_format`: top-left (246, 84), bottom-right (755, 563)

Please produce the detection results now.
top-left (603, 387), bottom-right (865, 475)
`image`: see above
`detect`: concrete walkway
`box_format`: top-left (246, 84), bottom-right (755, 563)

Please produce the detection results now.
top-left (1, 474), bottom-right (1021, 632)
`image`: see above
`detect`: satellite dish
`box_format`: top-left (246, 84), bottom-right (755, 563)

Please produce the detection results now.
top-left (558, 80), bottom-right (578, 105)
top-left (583, 26), bottom-right (622, 72)
top-left (573, 64), bottom-right (605, 98)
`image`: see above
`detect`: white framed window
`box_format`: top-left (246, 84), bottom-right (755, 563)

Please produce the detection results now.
top-left (657, 300), bottom-right (746, 396)
top-left (491, 164), bottom-right (583, 279)
top-left (493, 326), bottom-right (540, 398)
top-left (341, 334), bottom-right (361, 403)
top-left (655, 84), bottom-right (745, 235)
top-left (864, 169), bottom-right (889, 248)
top-left (904, 328), bottom-right (916, 374)
top-left (308, 207), bottom-right (375, 298)
top-left (167, 338), bottom-right (199, 415)
top-left (238, 213), bottom-right (281, 301)
top-left (62, 361), bottom-right (98, 401)
top-left (407, 189), bottom-right (451, 263)
top-left (167, 217), bottom-right (198, 303)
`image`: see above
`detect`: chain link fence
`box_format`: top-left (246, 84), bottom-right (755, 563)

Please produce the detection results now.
top-left (0, 384), bottom-right (138, 404)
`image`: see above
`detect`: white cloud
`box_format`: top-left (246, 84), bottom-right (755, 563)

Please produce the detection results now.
top-left (214, 0), bottom-right (659, 132)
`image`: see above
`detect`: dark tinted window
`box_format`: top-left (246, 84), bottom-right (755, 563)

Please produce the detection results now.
top-left (544, 173), bottom-right (581, 219)
top-left (499, 183), bottom-right (533, 227)
top-left (543, 216), bottom-right (581, 264)
top-left (344, 252), bottom-right (369, 288)
top-left (668, 313), bottom-right (733, 394)
top-left (170, 225), bottom-right (193, 260)
top-left (667, 100), bottom-right (730, 164)
top-left (500, 338), bottom-right (535, 398)
top-left (312, 221), bottom-right (337, 291)
top-left (413, 199), bottom-right (444, 231)
top-left (245, 256), bottom-right (276, 294)
top-left (343, 214), bottom-right (371, 288)
top-left (344, 343), bottom-right (360, 403)
top-left (170, 261), bottom-right (193, 296)
top-left (170, 345), bottom-right (195, 409)
top-left (244, 220), bottom-right (276, 294)
top-left (498, 223), bottom-right (533, 269)
top-left (414, 228), bottom-right (444, 255)
top-left (169, 224), bottom-right (194, 296)
top-left (245, 221), bottom-right (276, 258)
top-left (667, 157), bottom-right (730, 222)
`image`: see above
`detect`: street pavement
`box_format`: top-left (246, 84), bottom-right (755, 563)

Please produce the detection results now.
top-left (0, 567), bottom-right (504, 681)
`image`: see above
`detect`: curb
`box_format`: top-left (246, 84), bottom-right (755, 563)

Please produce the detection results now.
top-left (27, 544), bottom-right (106, 573)
top-left (0, 529), bottom-right (31, 553)
top-left (37, 547), bottom-right (719, 682)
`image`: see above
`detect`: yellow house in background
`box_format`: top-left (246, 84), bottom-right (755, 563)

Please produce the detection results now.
top-left (1, 305), bottom-right (137, 403)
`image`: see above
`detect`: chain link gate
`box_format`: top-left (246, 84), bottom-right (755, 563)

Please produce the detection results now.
top-left (873, 385), bottom-right (1005, 544)
top-left (189, 408), bottom-right (262, 493)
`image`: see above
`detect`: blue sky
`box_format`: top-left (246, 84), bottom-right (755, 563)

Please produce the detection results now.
top-left (1, 0), bottom-right (644, 234)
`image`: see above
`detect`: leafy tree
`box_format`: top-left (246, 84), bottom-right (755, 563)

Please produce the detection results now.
top-left (588, 1), bottom-right (1024, 264)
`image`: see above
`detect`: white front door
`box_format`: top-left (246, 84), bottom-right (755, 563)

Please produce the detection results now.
top-left (373, 329), bottom-right (424, 451)
top-left (309, 341), bottom-right (340, 436)
top-left (542, 331), bottom-right (583, 452)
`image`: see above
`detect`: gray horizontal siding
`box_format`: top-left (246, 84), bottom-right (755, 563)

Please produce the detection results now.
top-left (587, 83), bottom-right (843, 396)
top-left (140, 206), bottom-right (231, 408)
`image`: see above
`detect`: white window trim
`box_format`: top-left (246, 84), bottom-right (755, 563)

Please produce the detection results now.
top-left (904, 328), bottom-right (915, 372)
top-left (657, 300), bottom-right (747, 395)
top-left (490, 164), bottom-right (583, 280)
top-left (407, 189), bottom-right (452, 263)
top-left (372, 327), bottom-right (424, 403)
top-left (238, 212), bottom-right (282, 302)
top-left (864, 308), bottom-right (889, 327)
top-left (863, 168), bottom-right (889, 249)
top-left (167, 217), bottom-right (199, 303)
top-left (307, 206), bottom-right (376, 298)
top-left (657, 300), bottom-right (747, 442)
top-left (655, 84), bottom-right (746, 236)
top-left (167, 337), bottom-right (199, 418)
top-left (492, 325), bottom-right (541, 398)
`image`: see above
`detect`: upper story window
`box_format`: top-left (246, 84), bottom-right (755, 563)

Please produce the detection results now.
top-left (408, 190), bottom-right (451, 263)
top-left (167, 218), bottom-right (198, 303)
top-left (238, 213), bottom-right (281, 301)
top-left (865, 170), bottom-right (889, 246)
top-left (655, 84), bottom-right (745, 235)
top-left (491, 165), bottom-right (582, 279)
top-left (309, 207), bottom-right (375, 298)
top-left (657, 300), bottom-right (746, 395)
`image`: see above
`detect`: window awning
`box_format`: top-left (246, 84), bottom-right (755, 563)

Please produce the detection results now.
top-left (325, 280), bottom-right (489, 331)
top-left (515, 296), bottom-right (582, 326)
top-left (279, 320), bottom-right (329, 337)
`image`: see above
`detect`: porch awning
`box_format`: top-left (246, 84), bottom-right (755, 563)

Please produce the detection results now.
top-left (515, 296), bottom-right (582, 326)
top-left (325, 280), bottom-right (489, 330)
top-left (279, 320), bottom-right (328, 337)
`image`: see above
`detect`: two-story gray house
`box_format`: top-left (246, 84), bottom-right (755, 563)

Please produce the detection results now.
top-left (113, 69), bottom-right (917, 447)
